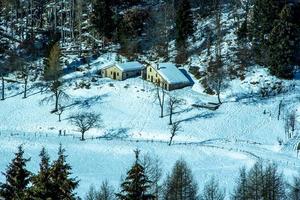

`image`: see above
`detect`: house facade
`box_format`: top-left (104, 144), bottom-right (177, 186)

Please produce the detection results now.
top-left (146, 63), bottom-right (192, 91)
top-left (101, 62), bottom-right (143, 81)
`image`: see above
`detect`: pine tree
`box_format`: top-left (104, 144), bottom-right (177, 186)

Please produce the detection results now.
top-left (0, 145), bottom-right (31, 200)
top-left (232, 167), bottom-right (249, 200)
top-left (30, 147), bottom-right (53, 199)
top-left (163, 159), bottom-right (198, 200)
top-left (91, 0), bottom-right (115, 40)
top-left (116, 149), bottom-right (154, 200)
top-left (268, 5), bottom-right (296, 79)
top-left (201, 177), bottom-right (225, 200)
top-left (175, 0), bottom-right (193, 63)
top-left (246, 162), bottom-right (264, 200)
top-left (289, 177), bottom-right (300, 200)
top-left (251, 0), bottom-right (280, 64)
top-left (42, 42), bottom-right (69, 112)
top-left (49, 145), bottom-right (79, 200)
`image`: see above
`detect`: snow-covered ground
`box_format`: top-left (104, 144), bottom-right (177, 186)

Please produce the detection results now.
top-left (1, 57), bottom-right (300, 198)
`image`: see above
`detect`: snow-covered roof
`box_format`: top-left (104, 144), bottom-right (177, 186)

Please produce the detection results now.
top-left (154, 63), bottom-right (191, 84)
top-left (102, 61), bottom-right (144, 72)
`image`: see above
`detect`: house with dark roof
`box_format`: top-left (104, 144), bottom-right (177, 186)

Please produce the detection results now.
top-left (101, 61), bottom-right (144, 80)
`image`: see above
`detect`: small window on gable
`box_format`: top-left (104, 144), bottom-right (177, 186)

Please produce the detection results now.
top-left (150, 68), bottom-right (152, 72)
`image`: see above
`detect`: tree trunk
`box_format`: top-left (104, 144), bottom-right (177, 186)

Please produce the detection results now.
top-left (81, 132), bottom-right (85, 141)
top-left (23, 77), bottom-right (27, 98)
top-left (217, 92), bottom-right (222, 104)
top-left (54, 91), bottom-right (59, 111)
top-left (1, 76), bottom-right (4, 100)
top-left (58, 113), bottom-right (61, 122)
top-left (169, 112), bottom-right (173, 125)
top-left (169, 134), bottom-right (174, 146)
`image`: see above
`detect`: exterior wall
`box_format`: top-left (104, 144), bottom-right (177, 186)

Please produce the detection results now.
top-left (101, 65), bottom-right (142, 81)
top-left (145, 65), bottom-right (192, 91)
top-left (146, 65), bottom-right (169, 90)
top-left (102, 65), bottom-right (124, 80)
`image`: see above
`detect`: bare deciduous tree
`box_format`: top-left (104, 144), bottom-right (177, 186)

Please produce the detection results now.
top-left (169, 121), bottom-right (182, 146)
top-left (142, 154), bottom-right (163, 199)
top-left (68, 112), bottom-right (102, 141)
top-left (156, 85), bottom-right (166, 118)
top-left (168, 95), bottom-right (183, 125)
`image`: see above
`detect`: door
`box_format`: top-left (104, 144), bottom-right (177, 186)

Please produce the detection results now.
top-left (151, 76), bottom-right (153, 82)
top-left (113, 72), bottom-right (116, 79)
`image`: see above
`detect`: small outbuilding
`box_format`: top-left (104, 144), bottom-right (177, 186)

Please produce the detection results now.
top-left (146, 63), bottom-right (193, 91)
top-left (101, 61), bottom-right (144, 81)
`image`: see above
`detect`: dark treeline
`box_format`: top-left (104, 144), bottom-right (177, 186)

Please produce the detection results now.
top-left (1, 147), bottom-right (300, 200)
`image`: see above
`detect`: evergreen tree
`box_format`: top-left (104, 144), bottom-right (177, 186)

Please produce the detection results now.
top-left (163, 159), bottom-right (198, 200)
top-left (201, 177), bottom-right (225, 200)
top-left (91, 0), bottom-right (115, 40)
top-left (116, 149), bottom-right (154, 200)
top-left (42, 42), bottom-right (69, 112)
top-left (268, 5), bottom-right (296, 79)
top-left (289, 177), bottom-right (300, 200)
top-left (0, 145), bottom-right (31, 200)
top-left (30, 147), bottom-right (53, 199)
top-left (250, 0), bottom-right (280, 64)
top-left (246, 161), bottom-right (264, 200)
top-left (231, 167), bottom-right (249, 200)
top-left (175, 0), bottom-right (193, 63)
top-left (49, 145), bottom-right (79, 200)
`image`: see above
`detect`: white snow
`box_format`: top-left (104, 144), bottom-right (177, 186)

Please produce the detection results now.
top-left (154, 63), bottom-right (191, 84)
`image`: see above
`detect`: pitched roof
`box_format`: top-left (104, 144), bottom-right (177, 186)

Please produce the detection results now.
top-left (102, 61), bottom-right (143, 72)
top-left (154, 63), bottom-right (191, 84)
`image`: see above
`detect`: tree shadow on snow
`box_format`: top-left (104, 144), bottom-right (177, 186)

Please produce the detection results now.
top-left (176, 112), bottom-right (217, 123)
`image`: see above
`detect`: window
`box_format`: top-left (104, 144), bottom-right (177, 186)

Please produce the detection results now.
top-left (150, 68), bottom-right (152, 72)
top-left (148, 75), bottom-right (150, 79)
top-left (117, 72), bottom-right (119, 76)
top-left (111, 71), bottom-right (112, 75)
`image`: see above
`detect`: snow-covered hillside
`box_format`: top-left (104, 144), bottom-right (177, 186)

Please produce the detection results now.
top-left (1, 54), bottom-right (300, 198)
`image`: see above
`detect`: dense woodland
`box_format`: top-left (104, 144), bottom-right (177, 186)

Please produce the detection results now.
top-left (1, 146), bottom-right (300, 200)
top-left (0, 0), bottom-right (300, 82)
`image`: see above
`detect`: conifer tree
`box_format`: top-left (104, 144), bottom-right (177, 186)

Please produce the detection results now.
top-left (30, 147), bottom-right (53, 199)
top-left (91, 0), bottom-right (115, 40)
top-left (42, 42), bottom-right (69, 112)
top-left (201, 177), bottom-right (225, 200)
top-left (231, 167), bottom-right (249, 200)
top-left (0, 145), bottom-right (31, 200)
top-left (116, 149), bottom-right (154, 200)
top-left (289, 177), bottom-right (300, 200)
top-left (268, 5), bottom-right (296, 79)
top-left (163, 159), bottom-right (198, 200)
top-left (251, 0), bottom-right (280, 64)
top-left (175, 0), bottom-right (193, 63)
top-left (49, 145), bottom-right (79, 199)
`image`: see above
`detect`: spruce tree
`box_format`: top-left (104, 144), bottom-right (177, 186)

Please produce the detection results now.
top-left (30, 147), bottom-right (53, 199)
top-left (201, 177), bottom-right (225, 200)
top-left (175, 0), bottom-right (193, 63)
top-left (0, 145), bottom-right (31, 200)
top-left (91, 0), bottom-right (115, 40)
top-left (116, 149), bottom-right (154, 200)
top-left (231, 167), bottom-right (249, 200)
top-left (269, 5), bottom-right (296, 79)
top-left (289, 177), bottom-right (300, 200)
top-left (163, 159), bottom-right (198, 200)
top-left (251, 0), bottom-right (280, 64)
top-left (49, 145), bottom-right (79, 200)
